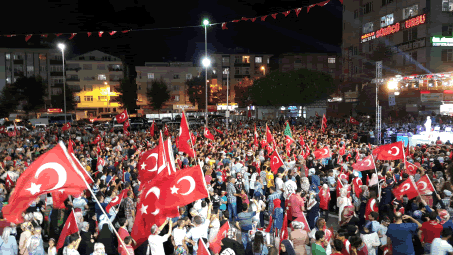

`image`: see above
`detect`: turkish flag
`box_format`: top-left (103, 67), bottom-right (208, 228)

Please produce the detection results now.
top-left (62, 122), bottom-right (71, 131)
top-left (68, 139), bottom-right (74, 154)
top-left (92, 134), bottom-right (101, 144)
top-left (299, 136), bottom-right (305, 146)
top-left (294, 214), bottom-right (311, 232)
top-left (57, 211), bottom-right (78, 250)
top-left (373, 141), bottom-right (405, 160)
top-left (164, 137), bottom-right (177, 174)
top-left (406, 161), bottom-right (418, 176)
top-left (339, 146), bottom-right (345, 156)
top-left (0, 126), bottom-right (6, 134)
top-left (392, 178), bottom-right (419, 199)
top-left (178, 111), bottom-right (196, 158)
top-left (353, 177), bottom-right (363, 197)
top-left (365, 198), bottom-right (378, 220)
top-left (142, 165), bottom-right (208, 210)
top-left (5, 174), bottom-right (14, 190)
top-left (123, 130), bottom-right (130, 136)
top-left (350, 116), bottom-right (360, 125)
top-left (281, 212), bottom-right (289, 241)
top-left (416, 175), bottom-right (435, 195)
top-left (116, 109), bottom-right (128, 124)
top-left (213, 127), bottom-right (223, 135)
top-left (164, 124), bottom-right (170, 137)
top-left (150, 121), bottom-right (155, 136)
top-left (270, 150), bottom-right (284, 174)
top-left (137, 147), bottom-right (158, 182)
top-left (322, 114), bottom-right (327, 127)
top-left (97, 157), bottom-right (105, 169)
top-left (314, 146), bottom-right (332, 159)
top-left (7, 131), bottom-right (16, 137)
top-left (210, 221), bottom-right (230, 254)
top-left (352, 155), bottom-right (375, 171)
top-left (266, 124), bottom-right (274, 144)
top-left (2, 142), bottom-right (87, 223)
top-left (123, 120), bottom-right (130, 128)
top-left (336, 178), bottom-right (343, 198)
top-left (204, 127), bottom-right (215, 140)
top-left (197, 238), bottom-right (210, 255)
top-left (286, 135), bottom-right (295, 147)
top-left (52, 190), bottom-right (69, 209)
top-left (106, 189), bottom-right (128, 213)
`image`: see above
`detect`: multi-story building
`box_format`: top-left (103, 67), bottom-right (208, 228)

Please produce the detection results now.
top-left (135, 62), bottom-right (201, 114)
top-left (278, 53), bottom-right (342, 80)
top-left (211, 53), bottom-right (273, 105)
top-left (0, 47), bottom-right (63, 106)
top-left (65, 50), bottom-right (123, 118)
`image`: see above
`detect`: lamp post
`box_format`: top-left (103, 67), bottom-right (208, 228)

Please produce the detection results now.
top-left (223, 68), bottom-right (229, 130)
top-left (58, 43), bottom-right (67, 123)
top-left (203, 19), bottom-right (210, 125)
top-left (261, 66), bottom-right (265, 75)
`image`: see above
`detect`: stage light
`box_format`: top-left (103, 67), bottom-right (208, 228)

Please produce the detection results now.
top-left (387, 80), bottom-right (398, 90)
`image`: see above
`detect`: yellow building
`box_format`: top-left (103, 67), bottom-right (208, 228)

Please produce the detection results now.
top-left (66, 50), bottom-right (123, 118)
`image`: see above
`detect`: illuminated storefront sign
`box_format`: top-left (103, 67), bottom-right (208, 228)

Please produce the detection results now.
top-left (47, 108), bottom-right (63, 113)
top-left (431, 36), bottom-right (453, 46)
top-left (361, 14), bottom-right (426, 43)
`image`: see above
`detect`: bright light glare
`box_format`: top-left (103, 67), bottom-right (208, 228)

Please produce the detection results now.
top-left (261, 66), bottom-right (265, 70)
top-left (394, 91), bottom-right (400, 96)
top-left (203, 19), bottom-right (209, 26)
top-left (202, 58), bottom-right (211, 67)
top-left (387, 80), bottom-right (398, 90)
top-left (57, 43), bottom-right (65, 51)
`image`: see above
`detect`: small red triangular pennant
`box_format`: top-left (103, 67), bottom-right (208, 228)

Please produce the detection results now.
top-left (69, 33), bottom-right (76, 40)
top-left (271, 13), bottom-right (278, 19)
top-left (109, 31), bottom-right (117, 36)
top-left (222, 22), bottom-right (228, 30)
top-left (261, 15), bottom-right (268, 21)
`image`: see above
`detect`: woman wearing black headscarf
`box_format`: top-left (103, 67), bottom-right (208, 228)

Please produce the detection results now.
top-left (279, 240), bottom-right (296, 255)
top-left (96, 215), bottom-right (118, 255)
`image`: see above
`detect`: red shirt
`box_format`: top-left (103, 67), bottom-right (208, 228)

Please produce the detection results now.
top-left (120, 245), bottom-right (135, 255)
top-left (421, 220), bottom-right (443, 243)
top-left (341, 239), bottom-right (351, 255)
top-left (290, 194), bottom-right (304, 218)
top-left (118, 227), bottom-right (130, 254)
top-left (356, 244), bottom-right (368, 255)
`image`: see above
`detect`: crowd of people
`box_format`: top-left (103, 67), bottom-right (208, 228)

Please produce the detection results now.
top-left (0, 115), bottom-right (452, 255)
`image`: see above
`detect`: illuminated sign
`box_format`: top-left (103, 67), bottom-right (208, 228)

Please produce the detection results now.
top-left (431, 36), bottom-right (453, 46)
top-left (361, 14), bottom-right (426, 43)
top-left (47, 108), bottom-right (63, 113)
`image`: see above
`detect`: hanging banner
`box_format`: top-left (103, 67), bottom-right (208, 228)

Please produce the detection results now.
top-left (421, 93), bottom-right (443, 102)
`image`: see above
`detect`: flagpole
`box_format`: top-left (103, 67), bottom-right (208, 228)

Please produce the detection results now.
top-left (59, 142), bottom-right (132, 255)
top-left (425, 174), bottom-right (439, 196)
top-left (371, 154), bottom-right (380, 202)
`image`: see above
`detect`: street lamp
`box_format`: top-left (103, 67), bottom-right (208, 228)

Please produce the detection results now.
top-left (203, 19), bottom-right (210, 125)
top-left (58, 43), bottom-right (67, 123)
top-left (223, 68), bottom-right (230, 130)
top-left (261, 66), bottom-right (265, 75)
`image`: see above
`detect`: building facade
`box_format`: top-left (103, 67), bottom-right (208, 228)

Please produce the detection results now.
top-left (65, 50), bottom-right (123, 118)
top-left (278, 53), bottom-right (342, 80)
top-left (135, 62), bottom-right (202, 114)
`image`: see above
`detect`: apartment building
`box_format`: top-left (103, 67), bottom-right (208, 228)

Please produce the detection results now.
top-left (0, 47), bottom-right (63, 104)
top-left (135, 62), bottom-right (201, 114)
top-left (210, 53), bottom-right (273, 104)
top-left (278, 53), bottom-right (342, 80)
top-left (65, 50), bottom-right (123, 118)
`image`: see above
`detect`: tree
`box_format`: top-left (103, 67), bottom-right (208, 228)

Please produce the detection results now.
top-left (117, 77), bottom-right (138, 114)
top-left (249, 69), bottom-right (338, 106)
top-left (234, 77), bottom-right (254, 107)
top-left (51, 84), bottom-right (77, 111)
top-left (147, 78), bottom-right (171, 113)
top-left (186, 76), bottom-right (207, 109)
top-left (0, 84), bottom-right (19, 118)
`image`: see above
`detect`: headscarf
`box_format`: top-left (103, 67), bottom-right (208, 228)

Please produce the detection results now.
top-left (291, 221), bottom-right (305, 230)
top-left (92, 243), bottom-right (106, 255)
top-left (340, 205), bottom-right (355, 225)
top-left (361, 185), bottom-right (370, 198)
top-left (301, 177), bottom-right (310, 193)
top-left (98, 214), bottom-right (113, 232)
top-left (284, 180), bottom-right (297, 199)
top-left (439, 209), bottom-right (450, 224)
top-left (340, 188), bottom-right (348, 198)
top-left (280, 239), bottom-right (296, 255)
top-left (1, 227), bottom-right (11, 244)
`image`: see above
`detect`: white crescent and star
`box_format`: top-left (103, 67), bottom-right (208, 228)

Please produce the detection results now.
top-left (401, 183), bottom-right (411, 192)
top-left (370, 199), bottom-right (376, 211)
top-left (27, 162), bottom-right (68, 194)
top-left (388, 146), bottom-right (400, 156)
top-left (364, 159), bottom-right (372, 167)
top-left (418, 181), bottom-right (427, 191)
top-left (144, 186), bottom-right (160, 215)
top-left (145, 153), bottom-right (158, 172)
top-left (120, 113), bottom-right (126, 120)
top-left (175, 176), bottom-right (196, 196)
top-left (323, 148), bottom-right (329, 155)
top-left (272, 156), bottom-right (279, 165)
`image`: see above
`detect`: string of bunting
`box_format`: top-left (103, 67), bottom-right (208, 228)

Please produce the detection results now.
top-left (2, 0), bottom-right (342, 42)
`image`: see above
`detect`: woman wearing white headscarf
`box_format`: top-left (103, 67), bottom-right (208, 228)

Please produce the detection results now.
top-left (0, 227), bottom-right (18, 255)
top-left (301, 177), bottom-right (310, 194)
top-left (290, 221), bottom-right (309, 255)
top-left (337, 188), bottom-right (352, 223)
top-left (90, 243), bottom-right (107, 255)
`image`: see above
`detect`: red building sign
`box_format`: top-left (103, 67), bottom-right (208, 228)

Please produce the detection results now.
top-left (361, 14), bottom-right (426, 43)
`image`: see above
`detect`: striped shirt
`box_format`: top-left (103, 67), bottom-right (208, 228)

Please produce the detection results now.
top-left (267, 192), bottom-right (281, 213)
top-left (227, 183), bottom-right (237, 204)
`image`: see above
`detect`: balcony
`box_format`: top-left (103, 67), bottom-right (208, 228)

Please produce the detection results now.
top-left (13, 60), bottom-right (23, 65)
top-left (67, 77), bottom-right (80, 81)
top-left (66, 67), bottom-right (81, 71)
top-left (110, 77), bottom-right (122, 82)
top-left (50, 71), bottom-right (64, 77)
top-left (50, 59), bottom-right (63, 65)
top-left (70, 86), bottom-right (82, 92)
top-left (234, 63), bottom-right (250, 67)
top-left (108, 67), bottom-right (123, 72)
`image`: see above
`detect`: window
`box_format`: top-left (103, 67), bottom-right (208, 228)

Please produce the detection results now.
top-left (328, 58), bottom-right (336, 64)
top-left (443, 24), bottom-right (453, 36)
top-left (173, 74), bottom-right (180, 79)
top-left (83, 64), bottom-right (92, 70)
top-left (235, 68), bottom-right (240, 74)
top-left (404, 51), bottom-right (418, 65)
top-left (50, 66), bottom-right (63, 72)
top-left (147, 73), bottom-right (154, 79)
top-left (382, 0), bottom-right (394, 7)
top-left (354, 9), bottom-right (359, 19)
top-left (353, 47), bottom-right (358, 56)
top-left (362, 2), bottom-right (373, 14)
top-left (255, 57), bottom-right (262, 63)
top-left (354, 66), bottom-right (358, 74)
top-left (52, 88), bottom-right (62, 95)
top-left (98, 74), bottom-right (106, 80)
top-left (242, 56), bottom-right (250, 63)
top-left (443, 0), bottom-right (453, 12)
top-left (6, 78), bottom-right (11, 84)
top-left (98, 96), bottom-right (107, 101)
top-left (363, 22), bottom-right (374, 33)
top-left (89, 56), bottom-right (95, 60)
top-left (27, 54), bottom-right (32, 60)
top-left (267, 58), bottom-right (270, 64)
top-left (27, 66), bottom-right (34, 72)
top-left (234, 56), bottom-right (242, 63)
top-left (84, 85), bottom-right (93, 91)
top-left (186, 73), bottom-right (192, 80)
top-left (5, 54), bottom-right (10, 60)
top-left (174, 95), bottom-right (180, 102)
top-left (245, 68), bottom-right (250, 75)
top-left (381, 14), bottom-right (394, 27)
top-left (78, 56), bottom-right (85, 60)
top-left (403, 27), bottom-right (418, 41)
top-left (97, 64), bottom-right (105, 70)
top-left (222, 57), bottom-right (230, 65)
top-left (442, 49), bottom-right (453, 62)
top-left (403, 5), bottom-right (418, 19)
top-left (40, 66), bottom-right (46, 72)
top-left (13, 54), bottom-right (22, 60)
top-left (172, 85), bottom-right (179, 91)
top-left (84, 96), bottom-right (93, 101)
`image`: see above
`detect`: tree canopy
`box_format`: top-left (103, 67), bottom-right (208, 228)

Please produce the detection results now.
top-left (147, 78), bottom-right (171, 112)
top-left (186, 76), bottom-right (207, 109)
top-left (248, 69), bottom-right (338, 106)
top-left (117, 77), bottom-right (138, 114)
top-left (50, 84), bottom-right (77, 111)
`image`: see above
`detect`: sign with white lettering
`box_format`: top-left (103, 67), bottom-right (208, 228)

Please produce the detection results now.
top-left (431, 36), bottom-right (453, 46)
top-left (421, 93), bottom-right (443, 102)
top-left (389, 38), bottom-right (426, 53)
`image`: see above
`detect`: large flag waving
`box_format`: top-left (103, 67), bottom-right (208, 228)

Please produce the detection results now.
top-left (270, 150), bottom-right (284, 174)
top-left (392, 178), bottom-right (419, 199)
top-left (284, 122), bottom-right (292, 137)
top-left (314, 146), bottom-right (332, 159)
top-left (106, 189), bottom-right (128, 213)
top-left (62, 122), bottom-right (71, 131)
top-left (210, 221), bottom-right (230, 254)
top-left (204, 127), bottom-right (215, 140)
top-left (266, 124), bottom-right (275, 144)
top-left (352, 155), bottom-right (375, 171)
top-left (416, 175), bottom-right (435, 195)
top-left (116, 109), bottom-right (128, 123)
top-left (57, 211), bottom-right (78, 250)
top-left (254, 124), bottom-right (259, 147)
top-left (178, 111), bottom-right (196, 158)
top-left (373, 141), bottom-right (405, 160)
top-left (2, 142), bottom-right (88, 223)
top-left (286, 135), bottom-right (295, 147)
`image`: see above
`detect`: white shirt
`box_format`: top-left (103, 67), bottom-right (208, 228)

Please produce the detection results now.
top-left (430, 238), bottom-right (453, 255)
top-left (146, 233), bottom-right (170, 255)
top-left (361, 232), bottom-right (380, 255)
top-left (193, 200), bottom-right (202, 212)
top-left (275, 177), bottom-right (284, 193)
top-left (172, 228), bottom-right (187, 246)
top-left (250, 173), bottom-right (258, 190)
top-left (186, 219), bottom-right (211, 252)
top-left (199, 206), bottom-right (208, 219)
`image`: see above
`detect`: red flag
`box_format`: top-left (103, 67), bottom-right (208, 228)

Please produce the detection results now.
top-left (164, 138), bottom-right (177, 174)
top-left (210, 221), bottom-right (230, 254)
top-left (286, 135), bottom-right (295, 147)
top-left (204, 127), bottom-right (215, 140)
top-left (254, 124), bottom-right (259, 147)
top-left (336, 178), bottom-right (343, 198)
top-left (392, 178), bottom-right (419, 199)
top-left (265, 215), bottom-right (273, 233)
top-left (137, 147), bottom-right (158, 182)
top-left (352, 155), bottom-right (375, 171)
top-left (0, 126), bottom-right (6, 134)
top-left (5, 174), bottom-right (14, 190)
top-left (315, 112), bottom-right (319, 117)
top-left (106, 189), bottom-right (128, 213)
top-left (92, 134), bottom-right (101, 144)
top-left (373, 141), bottom-right (405, 160)
top-left (2, 142), bottom-right (88, 223)
top-left (7, 131), bottom-right (16, 137)
top-left (62, 122), bottom-right (71, 131)
top-left (197, 238), bottom-right (210, 255)
top-left (366, 175), bottom-right (370, 186)
top-left (51, 190), bottom-right (69, 209)
top-left (314, 146), bottom-right (332, 159)
top-left (266, 124), bottom-right (275, 144)
top-left (70, 153), bottom-right (94, 184)
top-left (164, 124), bottom-right (170, 137)
top-left (416, 175), bottom-right (435, 195)
top-left (116, 109), bottom-right (128, 123)
top-left (123, 120), bottom-right (130, 129)
top-left (97, 157), bottom-right (105, 169)
top-left (56, 211), bottom-right (78, 250)
top-left (322, 114), bottom-right (327, 127)
top-left (299, 136), bottom-right (305, 146)
top-left (213, 126), bottom-right (223, 135)
top-left (294, 214), bottom-right (311, 232)
top-left (178, 111), bottom-right (196, 158)
top-left (68, 139), bottom-right (74, 154)
top-left (349, 116), bottom-right (360, 125)
top-left (353, 177), bottom-right (363, 197)
top-left (406, 161), bottom-right (418, 176)
top-left (270, 150), bottom-right (284, 174)
top-left (281, 212), bottom-right (288, 240)
top-left (339, 146), bottom-right (345, 156)
top-left (150, 120), bottom-right (155, 136)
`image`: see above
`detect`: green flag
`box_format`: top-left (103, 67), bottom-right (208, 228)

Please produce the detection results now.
top-left (284, 122), bottom-right (292, 137)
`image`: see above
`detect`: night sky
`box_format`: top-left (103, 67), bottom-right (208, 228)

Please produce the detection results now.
top-left (0, 0), bottom-right (342, 65)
